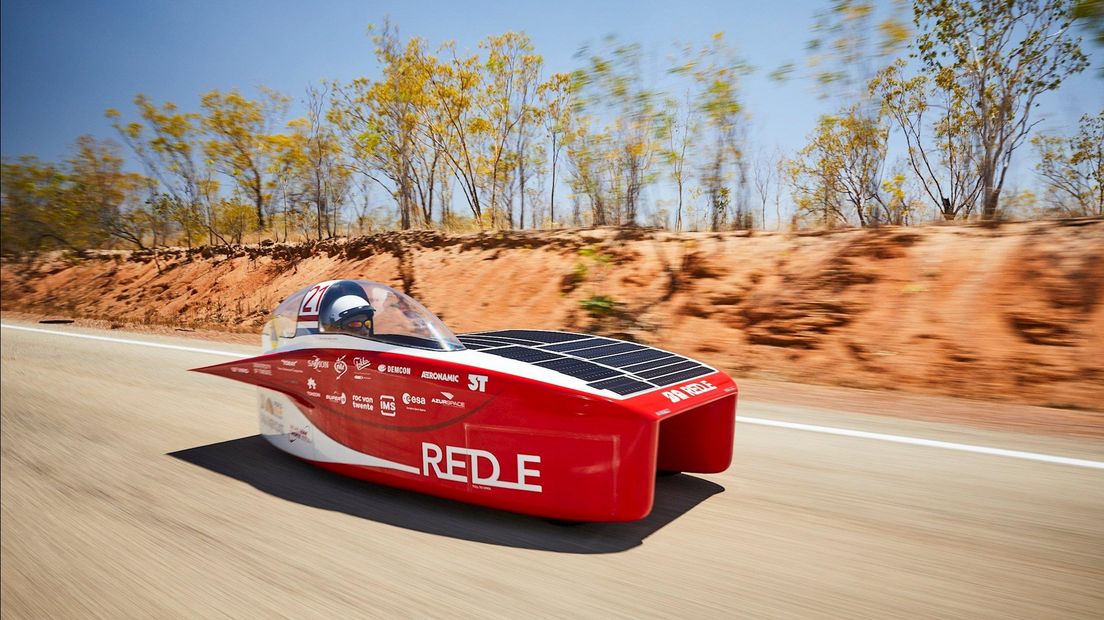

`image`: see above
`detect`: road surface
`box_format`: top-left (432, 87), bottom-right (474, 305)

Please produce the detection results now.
top-left (2, 321), bottom-right (1102, 618)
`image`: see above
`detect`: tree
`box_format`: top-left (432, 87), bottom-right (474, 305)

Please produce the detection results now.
top-left (873, 59), bottom-right (983, 220)
top-left (806, 0), bottom-right (911, 104)
top-left (790, 106), bottom-right (890, 227)
top-left (1032, 110), bottom-right (1104, 215)
top-left (658, 92), bottom-right (697, 231)
top-left (107, 95), bottom-right (223, 247)
top-left (480, 32), bottom-right (542, 228)
top-left (331, 23), bottom-right (428, 230)
top-left (574, 37), bottom-right (663, 225)
top-left (272, 84), bottom-right (350, 240)
top-left (674, 33), bottom-right (751, 231)
top-left (421, 39), bottom-right (487, 226)
top-left (1, 157), bottom-right (70, 255)
top-left (912, 0), bottom-right (1089, 219)
top-left (66, 135), bottom-right (149, 248)
top-left (537, 72), bottom-right (574, 227)
top-left (201, 87), bottom-right (288, 231)
top-left (751, 147), bottom-right (775, 231)
top-left (1, 137), bottom-right (149, 255)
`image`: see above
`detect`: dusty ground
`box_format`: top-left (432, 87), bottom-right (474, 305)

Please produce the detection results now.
top-left (2, 323), bottom-right (1102, 619)
top-left (3, 219), bottom-right (1102, 409)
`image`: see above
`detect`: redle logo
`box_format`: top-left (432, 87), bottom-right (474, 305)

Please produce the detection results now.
top-left (662, 379), bottom-right (717, 403)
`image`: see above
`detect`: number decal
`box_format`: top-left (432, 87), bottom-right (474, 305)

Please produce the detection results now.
top-left (300, 283), bottom-right (331, 315)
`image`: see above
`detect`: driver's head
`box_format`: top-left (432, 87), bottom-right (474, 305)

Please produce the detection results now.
top-left (323, 294), bottom-right (374, 337)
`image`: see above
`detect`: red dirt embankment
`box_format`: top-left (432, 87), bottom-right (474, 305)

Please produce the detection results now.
top-left (3, 219), bottom-right (1102, 410)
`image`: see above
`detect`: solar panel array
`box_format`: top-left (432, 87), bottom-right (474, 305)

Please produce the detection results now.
top-left (457, 329), bottom-right (714, 396)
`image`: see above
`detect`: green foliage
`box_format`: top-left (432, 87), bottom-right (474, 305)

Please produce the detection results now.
top-left (1032, 110), bottom-right (1104, 216)
top-left (580, 294), bottom-right (617, 317)
top-left (911, 0), bottom-right (1089, 219)
top-left (1, 137), bottom-right (150, 256)
top-left (789, 105), bottom-right (890, 227)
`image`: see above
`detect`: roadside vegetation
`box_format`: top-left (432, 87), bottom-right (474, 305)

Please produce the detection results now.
top-left (2, 0), bottom-right (1102, 258)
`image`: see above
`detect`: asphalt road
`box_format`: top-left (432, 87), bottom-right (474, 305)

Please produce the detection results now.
top-left (2, 321), bottom-right (1102, 619)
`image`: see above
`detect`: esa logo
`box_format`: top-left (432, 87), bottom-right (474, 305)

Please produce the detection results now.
top-left (467, 374), bottom-right (488, 392)
top-left (662, 380), bottom-right (717, 403)
top-left (403, 393), bottom-right (426, 405)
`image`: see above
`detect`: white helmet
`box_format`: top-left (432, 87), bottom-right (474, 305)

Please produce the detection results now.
top-left (319, 284), bottom-right (374, 336)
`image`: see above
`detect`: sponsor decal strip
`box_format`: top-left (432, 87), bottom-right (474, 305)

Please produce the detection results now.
top-left (6, 323), bottom-right (1103, 471)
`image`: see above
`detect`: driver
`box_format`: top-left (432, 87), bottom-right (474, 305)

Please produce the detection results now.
top-left (318, 281), bottom-right (376, 337)
top-left (323, 294), bottom-right (374, 337)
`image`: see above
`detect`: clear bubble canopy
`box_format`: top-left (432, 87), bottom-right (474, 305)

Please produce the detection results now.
top-left (270, 280), bottom-right (464, 351)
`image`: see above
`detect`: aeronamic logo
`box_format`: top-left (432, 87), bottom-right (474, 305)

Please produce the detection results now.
top-left (421, 370), bottom-right (460, 383)
top-left (334, 355), bottom-right (348, 379)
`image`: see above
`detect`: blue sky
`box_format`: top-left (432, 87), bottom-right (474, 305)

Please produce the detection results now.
top-left (2, 0), bottom-right (1101, 222)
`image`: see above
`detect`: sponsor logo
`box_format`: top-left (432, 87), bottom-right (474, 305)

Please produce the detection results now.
top-left (307, 356), bottom-right (330, 371)
top-left (662, 379), bottom-right (717, 403)
top-left (402, 393), bottom-right (427, 406)
top-left (260, 414), bottom-right (282, 435)
top-left (467, 374), bottom-right (489, 393)
top-left (422, 443), bottom-right (542, 492)
top-left (325, 392), bottom-right (347, 405)
top-left (231, 366), bottom-right (249, 375)
top-left (288, 425), bottom-right (311, 444)
top-left (262, 397), bottom-right (284, 418)
top-left (353, 356), bottom-right (371, 371)
top-left (251, 362), bottom-right (273, 376)
top-left (421, 370), bottom-right (460, 383)
top-left (431, 391), bottom-right (466, 409)
top-left (351, 394), bottom-right (374, 411)
top-left (380, 395), bottom-right (396, 416)
top-left (334, 355), bottom-right (348, 379)
top-left (307, 377), bottom-right (317, 390)
top-left (280, 359), bottom-right (299, 368)
top-left (379, 364), bottom-right (411, 375)
top-left (259, 396), bottom-right (283, 435)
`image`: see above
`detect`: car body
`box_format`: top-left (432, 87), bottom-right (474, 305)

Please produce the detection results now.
top-left (193, 279), bottom-right (737, 521)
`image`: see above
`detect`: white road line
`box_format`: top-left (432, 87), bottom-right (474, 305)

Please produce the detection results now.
top-left (739, 417), bottom-right (1104, 470)
top-left (4, 322), bottom-right (1102, 470)
top-left (1, 323), bottom-right (243, 358)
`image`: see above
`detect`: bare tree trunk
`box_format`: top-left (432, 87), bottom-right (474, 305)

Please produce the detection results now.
top-left (548, 133), bottom-right (559, 228)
